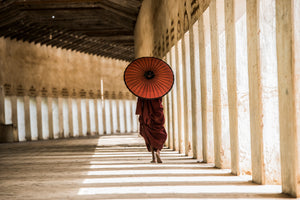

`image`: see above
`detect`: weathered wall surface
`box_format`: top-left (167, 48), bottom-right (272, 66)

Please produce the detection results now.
top-left (135, 0), bottom-right (210, 58)
top-left (0, 37), bottom-right (133, 99)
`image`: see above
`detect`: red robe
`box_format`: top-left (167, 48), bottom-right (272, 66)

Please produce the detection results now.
top-left (136, 97), bottom-right (167, 151)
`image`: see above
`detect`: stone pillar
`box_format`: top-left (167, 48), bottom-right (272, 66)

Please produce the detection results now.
top-left (52, 98), bottom-right (60, 139)
top-left (47, 97), bottom-right (54, 139)
top-left (86, 99), bottom-right (91, 136)
top-left (111, 100), bottom-right (118, 133)
top-left (11, 96), bottom-right (18, 142)
top-left (166, 52), bottom-right (173, 150)
top-left (81, 99), bottom-right (88, 136)
top-left (67, 97), bottom-right (73, 137)
top-left (96, 99), bottom-right (104, 135)
top-left (225, 0), bottom-right (252, 175)
top-left (125, 100), bottom-right (132, 133)
top-left (41, 97), bottom-right (49, 139)
top-left (88, 99), bottom-right (96, 135)
top-left (276, 0), bottom-right (299, 197)
top-left (176, 39), bottom-right (186, 154)
top-left (209, 0), bottom-right (231, 169)
top-left (202, 8), bottom-right (214, 163)
top-left (36, 96), bottom-right (43, 140)
top-left (72, 98), bottom-right (79, 137)
top-left (16, 96), bottom-right (26, 141)
top-left (131, 100), bottom-right (138, 132)
top-left (24, 96), bottom-right (31, 141)
top-left (58, 97), bottom-right (64, 138)
top-left (76, 98), bottom-right (83, 137)
top-left (116, 99), bottom-right (121, 133)
top-left (104, 99), bottom-right (112, 134)
top-left (170, 46), bottom-right (179, 151)
top-left (118, 100), bottom-right (125, 134)
top-left (198, 14), bottom-right (208, 162)
top-left (183, 32), bottom-right (193, 156)
top-left (166, 93), bottom-right (173, 149)
top-left (101, 100), bottom-right (106, 134)
top-left (0, 86), bottom-right (4, 124)
top-left (246, 0), bottom-right (281, 184)
top-left (190, 20), bottom-right (203, 160)
top-left (225, 0), bottom-right (239, 173)
top-left (62, 98), bottom-right (69, 138)
top-left (94, 99), bottom-right (99, 135)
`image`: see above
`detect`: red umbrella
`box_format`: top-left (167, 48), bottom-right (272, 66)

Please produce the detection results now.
top-left (124, 57), bottom-right (174, 99)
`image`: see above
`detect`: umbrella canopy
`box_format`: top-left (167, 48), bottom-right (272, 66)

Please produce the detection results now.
top-left (124, 57), bottom-right (174, 99)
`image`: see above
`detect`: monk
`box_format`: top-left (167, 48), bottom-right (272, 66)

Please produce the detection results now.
top-left (136, 97), bottom-right (167, 163)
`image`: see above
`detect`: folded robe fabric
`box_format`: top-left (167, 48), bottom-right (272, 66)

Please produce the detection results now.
top-left (136, 97), bottom-right (167, 151)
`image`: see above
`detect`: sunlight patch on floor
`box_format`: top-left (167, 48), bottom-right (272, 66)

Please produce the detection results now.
top-left (78, 185), bottom-right (282, 195)
top-left (83, 175), bottom-right (252, 184)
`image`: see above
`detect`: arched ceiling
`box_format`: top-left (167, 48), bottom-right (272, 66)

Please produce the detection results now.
top-left (0, 0), bottom-right (143, 61)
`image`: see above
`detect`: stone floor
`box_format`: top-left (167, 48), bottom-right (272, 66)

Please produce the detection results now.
top-left (0, 133), bottom-right (294, 200)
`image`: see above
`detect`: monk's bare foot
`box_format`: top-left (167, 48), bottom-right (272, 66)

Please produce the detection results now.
top-left (150, 147), bottom-right (156, 163)
top-left (156, 151), bottom-right (162, 163)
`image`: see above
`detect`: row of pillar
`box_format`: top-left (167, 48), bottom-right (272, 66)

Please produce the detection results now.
top-left (163, 0), bottom-right (299, 197)
top-left (0, 89), bottom-right (138, 142)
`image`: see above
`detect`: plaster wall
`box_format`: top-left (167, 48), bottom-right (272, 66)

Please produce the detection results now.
top-left (0, 37), bottom-right (131, 99)
top-left (135, 0), bottom-right (210, 58)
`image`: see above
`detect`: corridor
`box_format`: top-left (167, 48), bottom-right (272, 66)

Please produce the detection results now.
top-left (0, 133), bottom-right (291, 200)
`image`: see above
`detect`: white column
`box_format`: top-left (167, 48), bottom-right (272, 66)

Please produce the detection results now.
top-left (163, 96), bottom-right (169, 147)
top-left (104, 99), bottom-right (112, 134)
top-left (76, 98), bottom-right (83, 137)
top-left (125, 100), bottom-right (132, 133)
top-left (36, 96), bottom-right (43, 140)
top-left (190, 20), bottom-right (203, 160)
top-left (111, 100), bottom-right (118, 133)
top-left (94, 99), bottom-right (99, 135)
top-left (67, 97), bottom-right (73, 137)
top-left (41, 97), bottom-right (49, 139)
top-left (183, 31), bottom-right (193, 156)
top-left (89, 99), bottom-right (96, 135)
top-left (131, 100), bottom-right (138, 132)
top-left (52, 98), bottom-right (60, 139)
top-left (225, 0), bottom-right (252, 175)
top-left (72, 98), bottom-right (79, 137)
top-left (166, 52), bottom-right (173, 150)
top-left (47, 97), bottom-right (54, 139)
top-left (86, 98), bottom-right (91, 136)
top-left (209, 0), bottom-right (231, 168)
top-left (170, 46), bottom-right (179, 151)
top-left (58, 97), bottom-right (64, 138)
top-left (0, 86), bottom-right (4, 124)
top-left (203, 8), bottom-right (215, 163)
top-left (81, 99), bottom-right (88, 136)
top-left (11, 96), bottom-right (19, 142)
top-left (24, 96), bottom-right (31, 141)
top-left (198, 14), bottom-right (208, 162)
top-left (118, 100), bottom-right (126, 134)
top-left (62, 98), bottom-right (69, 138)
top-left (276, 0), bottom-right (299, 196)
top-left (166, 93), bottom-right (173, 149)
top-left (28, 97), bottom-right (38, 140)
top-left (16, 96), bottom-right (26, 141)
top-left (97, 99), bottom-right (104, 135)
top-left (246, 0), bottom-right (280, 184)
top-left (176, 39), bottom-right (185, 154)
